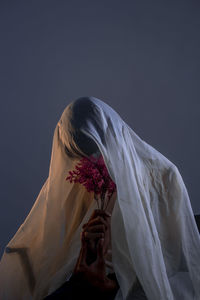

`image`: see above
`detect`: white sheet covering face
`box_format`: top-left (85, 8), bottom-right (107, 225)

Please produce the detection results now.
top-left (0, 96), bottom-right (200, 300)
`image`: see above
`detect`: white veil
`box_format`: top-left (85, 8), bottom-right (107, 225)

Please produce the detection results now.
top-left (0, 96), bottom-right (200, 300)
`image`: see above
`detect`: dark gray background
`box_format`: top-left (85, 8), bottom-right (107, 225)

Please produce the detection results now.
top-left (0, 1), bottom-right (200, 258)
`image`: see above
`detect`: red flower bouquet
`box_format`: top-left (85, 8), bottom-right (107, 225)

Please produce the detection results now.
top-left (66, 154), bottom-right (116, 210)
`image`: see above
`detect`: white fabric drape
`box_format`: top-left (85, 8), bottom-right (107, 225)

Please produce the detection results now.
top-left (0, 96), bottom-right (200, 300)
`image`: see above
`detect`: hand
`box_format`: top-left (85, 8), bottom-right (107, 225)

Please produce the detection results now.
top-left (73, 233), bottom-right (118, 294)
top-left (82, 209), bottom-right (111, 262)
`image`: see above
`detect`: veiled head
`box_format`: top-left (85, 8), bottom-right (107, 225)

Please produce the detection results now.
top-left (63, 97), bottom-right (102, 159)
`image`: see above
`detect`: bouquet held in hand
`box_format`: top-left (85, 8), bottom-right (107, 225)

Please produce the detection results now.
top-left (66, 154), bottom-right (116, 210)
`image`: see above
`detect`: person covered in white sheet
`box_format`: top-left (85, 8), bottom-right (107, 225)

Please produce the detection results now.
top-left (44, 98), bottom-right (147, 300)
top-left (1, 96), bottom-right (200, 300)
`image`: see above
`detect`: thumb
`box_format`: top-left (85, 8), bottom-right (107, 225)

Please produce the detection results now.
top-left (79, 232), bottom-right (87, 265)
top-left (97, 238), bottom-right (104, 263)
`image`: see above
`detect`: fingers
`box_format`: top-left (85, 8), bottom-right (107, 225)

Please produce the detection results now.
top-left (95, 209), bottom-right (111, 218)
top-left (85, 224), bottom-right (106, 233)
top-left (82, 213), bottom-right (111, 249)
top-left (84, 232), bottom-right (104, 240)
top-left (82, 218), bottom-right (108, 239)
top-left (87, 209), bottom-right (111, 223)
top-left (81, 210), bottom-right (111, 255)
top-left (83, 216), bottom-right (108, 230)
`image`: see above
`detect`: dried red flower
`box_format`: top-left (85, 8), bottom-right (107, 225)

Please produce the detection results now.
top-left (66, 154), bottom-right (116, 210)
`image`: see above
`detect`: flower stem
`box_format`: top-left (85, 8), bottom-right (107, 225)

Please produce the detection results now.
top-left (94, 193), bottom-right (100, 209)
top-left (104, 191), bottom-right (113, 211)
